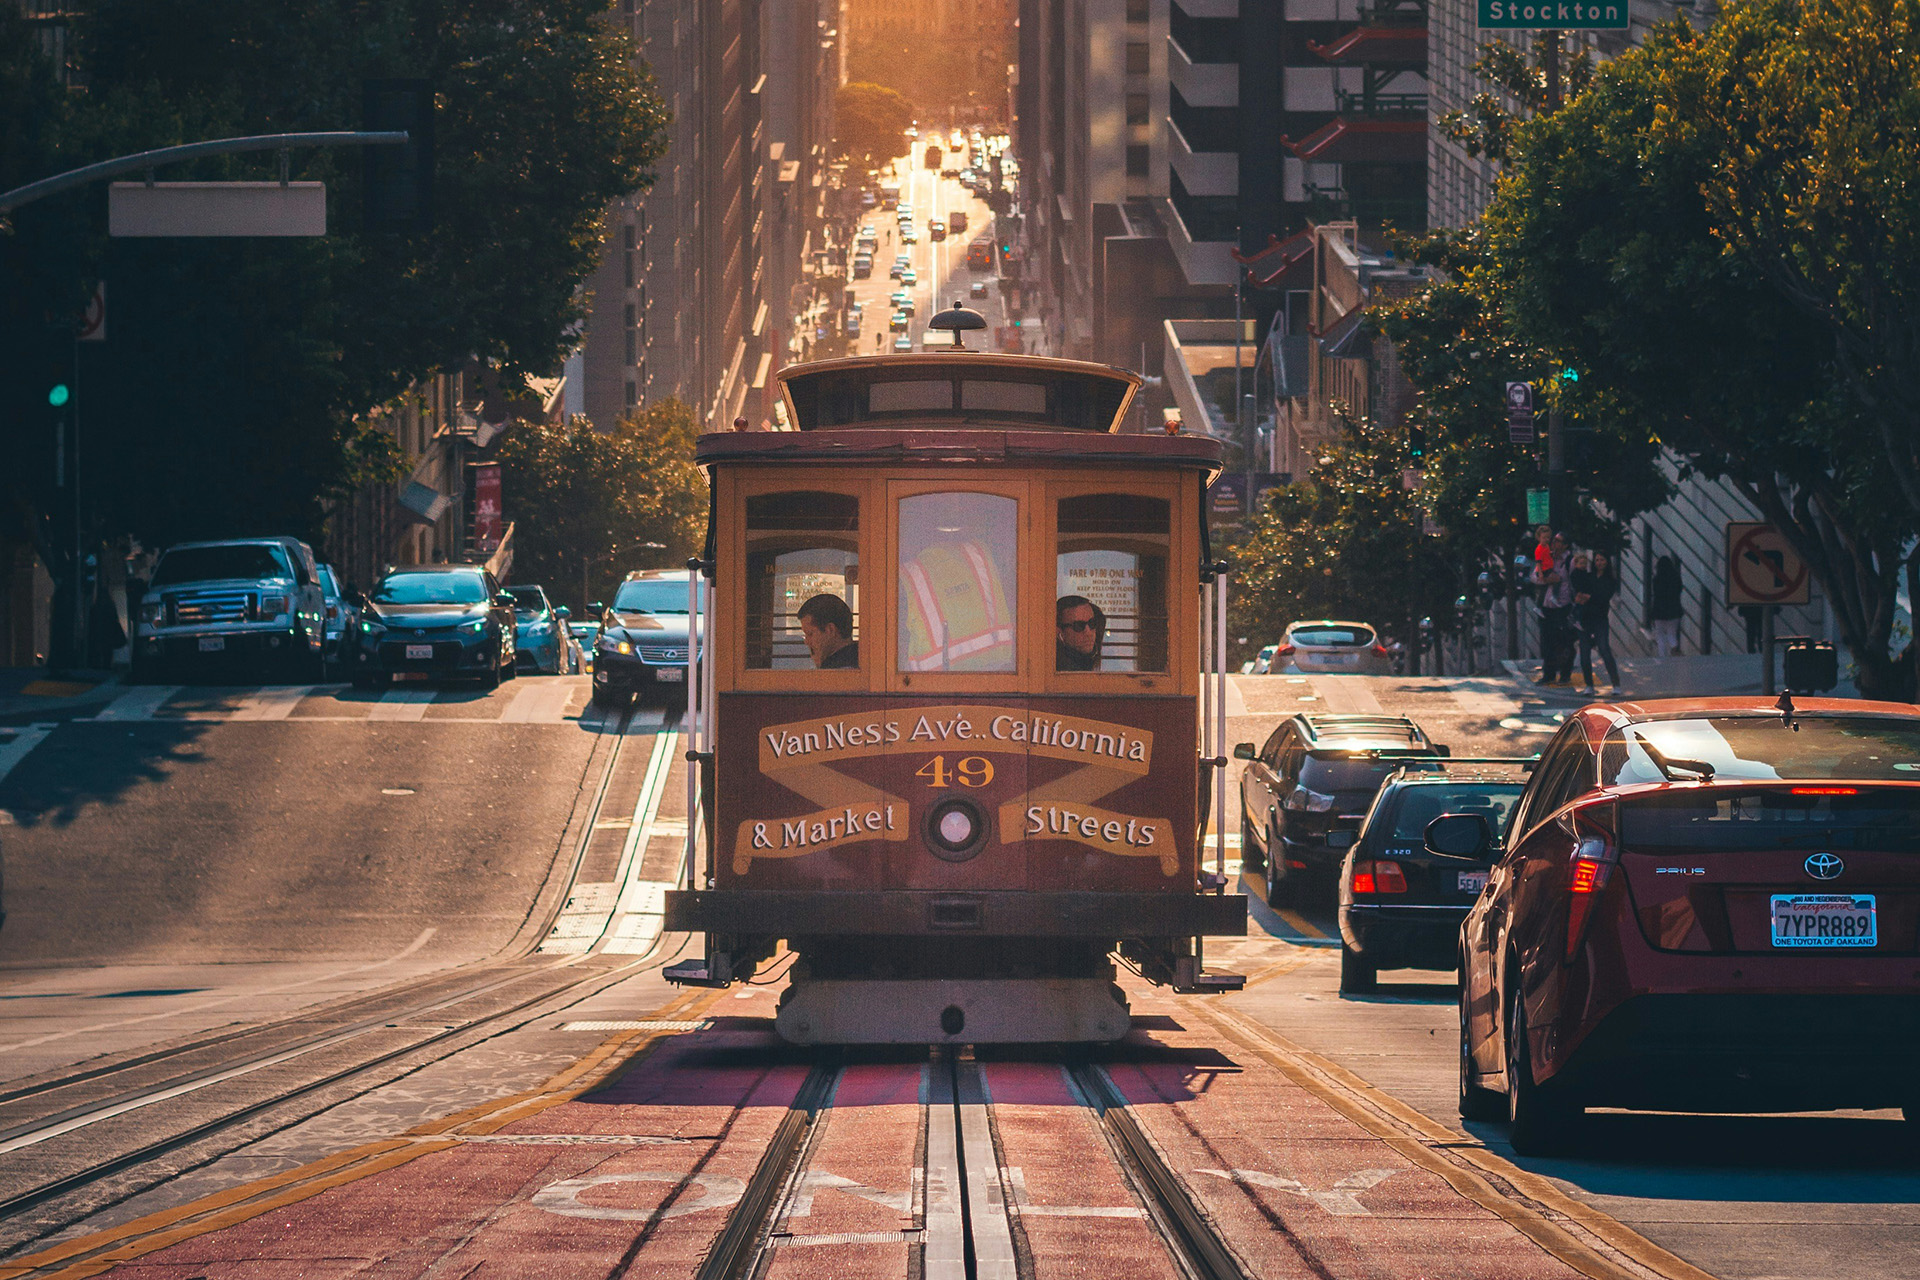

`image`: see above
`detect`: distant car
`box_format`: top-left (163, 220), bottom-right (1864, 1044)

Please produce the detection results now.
top-left (507, 584), bottom-right (572, 675)
top-left (316, 563), bottom-right (357, 666)
top-left (567, 618), bottom-right (599, 672)
top-left (902, 269), bottom-right (918, 286)
top-left (844, 312), bottom-right (862, 338)
top-left (906, 125), bottom-right (920, 139)
top-left (890, 311), bottom-right (910, 332)
top-left (133, 537), bottom-right (329, 684)
top-left (1235, 713), bottom-right (1448, 907)
top-left (1252, 643), bottom-right (1280, 674)
top-left (1272, 619), bottom-right (1394, 674)
top-left (349, 565), bottom-right (518, 690)
top-left (860, 190), bottom-right (878, 208)
top-left (591, 570), bottom-right (703, 708)
top-left (901, 227), bottom-right (918, 244)
top-left (941, 166), bottom-right (961, 178)
top-left (890, 289), bottom-right (912, 310)
top-left (969, 280), bottom-right (990, 299)
top-left (892, 335), bottom-right (914, 352)
top-left (852, 253), bottom-right (873, 279)
top-left (889, 261), bottom-right (906, 280)
top-left (929, 219), bottom-right (947, 241)
top-left (949, 211), bottom-right (968, 234)
top-left (1337, 770), bottom-right (1527, 993)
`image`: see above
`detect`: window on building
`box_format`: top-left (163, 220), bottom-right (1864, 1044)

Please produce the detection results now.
top-left (624, 380), bottom-right (638, 407)
top-left (625, 331), bottom-right (637, 364)
top-left (1126, 93), bottom-right (1150, 125)
top-left (745, 491), bottom-right (860, 670)
top-left (624, 253), bottom-right (635, 287)
top-left (622, 223), bottom-right (635, 250)
top-left (1126, 145), bottom-right (1151, 177)
top-left (1126, 0), bottom-right (1150, 22)
top-left (1055, 493), bottom-right (1170, 672)
top-left (1125, 42), bottom-right (1150, 74)
top-left (625, 303), bottom-right (637, 328)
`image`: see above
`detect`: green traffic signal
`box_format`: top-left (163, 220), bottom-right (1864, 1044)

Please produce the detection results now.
top-left (48, 383), bottom-right (70, 408)
top-left (1559, 366), bottom-right (1579, 382)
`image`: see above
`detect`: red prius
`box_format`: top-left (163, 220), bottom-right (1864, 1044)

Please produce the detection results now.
top-left (1451, 697), bottom-right (1920, 1153)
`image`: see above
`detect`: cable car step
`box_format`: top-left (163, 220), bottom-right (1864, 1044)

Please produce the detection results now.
top-left (1174, 970), bottom-right (1246, 994)
top-left (663, 957), bottom-right (733, 988)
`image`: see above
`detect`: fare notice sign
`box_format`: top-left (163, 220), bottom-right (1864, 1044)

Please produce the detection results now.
top-left (1725, 522), bottom-right (1811, 607)
top-left (1478, 0), bottom-right (1629, 27)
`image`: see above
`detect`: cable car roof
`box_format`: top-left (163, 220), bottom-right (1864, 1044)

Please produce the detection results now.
top-left (774, 353), bottom-right (1143, 435)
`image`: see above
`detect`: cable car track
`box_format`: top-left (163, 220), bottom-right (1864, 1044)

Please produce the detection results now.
top-left (0, 703), bottom-right (690, 1252)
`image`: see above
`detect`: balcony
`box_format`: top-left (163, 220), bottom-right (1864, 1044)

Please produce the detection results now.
top-left (1167, 32), bottom-right (1239, 107)
top-left (1167, 117), bottom-right (1238, 197)
top-left (1282, 117), bottom-right (1426, 165)
top-left (1304, 184), bottom-right (1428, 230)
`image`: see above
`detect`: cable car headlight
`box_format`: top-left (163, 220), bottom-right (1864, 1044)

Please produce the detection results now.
top-left (925, 797), bottom-right (987, 862)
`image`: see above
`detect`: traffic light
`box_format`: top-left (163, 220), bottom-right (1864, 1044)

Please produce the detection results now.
top-left (1408, 422), bottom-right (1426, 464)
top-left (1559, 366), bottom-right (1579, 383)
top-left (48, 382), bottom-right (70, 408)
top-left (363, 79), bottom-right (435, 233)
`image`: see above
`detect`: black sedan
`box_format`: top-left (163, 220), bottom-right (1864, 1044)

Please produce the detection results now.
top-left (590, 570), bottom-right (702, 709)
top-left (1336, 770), bottom-right (1526, 994)
top-left (348, 565), bottom-right (518, 690)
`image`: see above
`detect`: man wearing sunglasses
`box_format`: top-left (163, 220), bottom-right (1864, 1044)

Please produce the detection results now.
top-left (1055, 595), bottom-right (1105, 671)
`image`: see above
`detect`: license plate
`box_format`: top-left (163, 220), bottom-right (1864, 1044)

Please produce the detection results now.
top-left (392, 671), bottom-right (429, 682)
top-left (405, 644), bottom-right (433, 660)
top-left (1771, 894), bottom-right (1876, 947)
top-left (655, 667), bottom-right (686, 683)
top-left (1327, 830), bottom-right (1354, 849)
top-left (198, 636), bottom-right (225, 652)
top-left (1457, 870), bottom-right (1489, 895)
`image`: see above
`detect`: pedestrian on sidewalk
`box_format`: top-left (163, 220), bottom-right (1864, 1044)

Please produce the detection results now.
top-left (1533, 531), bottom-right (1574, 685)
top-left (1574, 551), bottom-right (1621, 693)
top-left (1651, 554), bottom-right (1684, 658)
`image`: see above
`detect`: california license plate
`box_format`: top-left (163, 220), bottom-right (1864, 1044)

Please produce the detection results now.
top-left (1457, 870), bottom-right (1489, 895)
top-left (655, 667), bottom-right (685, 683)
top-left (405, 644), bottom-right (433, 660)
top-left (1771, 894), bottom-right (1876, 947)
top-left (198, 636), bottom-right (224, 652)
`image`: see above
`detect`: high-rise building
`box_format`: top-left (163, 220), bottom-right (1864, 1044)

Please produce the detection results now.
top-left (574, 0), bottom-right (842, 431)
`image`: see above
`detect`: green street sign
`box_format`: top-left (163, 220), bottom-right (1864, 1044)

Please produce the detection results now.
top-left (1478, 0), bottom-right (1628, 28)
top-left (1526, 488), bottom-right (1551, 526)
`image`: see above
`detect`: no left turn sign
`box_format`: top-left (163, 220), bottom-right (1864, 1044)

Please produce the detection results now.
top-left (1725, 522), bottom-right (1810, 607)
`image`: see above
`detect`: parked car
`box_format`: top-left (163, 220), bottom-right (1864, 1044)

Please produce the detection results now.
top-left (1337, 769), bottom-right (1528, 994)
top-left (1457, 698), bottom-right (1920, 1153)
top-left (507, 584), bottom-right (573, 675)
top-left (316, 563), bottom-right (358, 669)
top-left (929, 219), bottom-right (947, 241)
top-left (348, 565), bottom-right (518, 689)
top-left (1234, 713), bottom-right (1448, 907)
top-left (890, 311), bottom-right (911, 332)
top-left (902, 268), bottom-right (918, 286)
top-left (1252, 643), bottom-right (1280, 674)
top-left (1270, 620), bottom-right (1394, 674)
top-left (852, 253), bottom-right (874, 279)
top-left (950, 210), bottom-right (968, 234)
top-left (132, 537), bottom-right (328, 683)
top-left (901, 226), bottom-right (918, 244)
top-left (591, 570), bottom-right (703, 709)
top-left (892, 335), bottom-right (915, 352)
top-left (568, 618), bottom-right (600, 673)
top-left (969, 280), bottom-right (990, 299)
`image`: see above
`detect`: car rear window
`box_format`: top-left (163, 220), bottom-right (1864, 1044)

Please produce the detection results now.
top-left (1290, 625), bottom-right (1374, 647)
top-left (153, 544), bottom-right (291, 585)
top-left (1302, 753), bottom-right (1435, 793)
top-left (1390, 784), bottom-right (1526, 841)
top-left (1601, 716), bottom-right (1920, 786)
top-left (614, 579), bottom-right (702, 614)
top-left (1620, 790), bottom-right (1920, 853)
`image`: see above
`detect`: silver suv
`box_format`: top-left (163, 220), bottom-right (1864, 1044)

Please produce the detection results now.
top-left (133, 538), bottom-right (328, 683)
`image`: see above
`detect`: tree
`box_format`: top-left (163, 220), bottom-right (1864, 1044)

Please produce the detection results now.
top-left (492, 401), bottom-right (708, 614)
top-left (1481, 15), bottom-right (1919, 696)
top-left (832, 82), bottom-right (916, 170)
top-left (0, 0), bottom-right (670, 558)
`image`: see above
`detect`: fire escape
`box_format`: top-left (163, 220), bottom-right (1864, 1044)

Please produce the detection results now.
top-left (1284, 0), bottom-right (1429, 231)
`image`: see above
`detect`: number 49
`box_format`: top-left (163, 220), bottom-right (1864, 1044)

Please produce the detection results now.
top-left (915, 755), bottom-right (994, 788)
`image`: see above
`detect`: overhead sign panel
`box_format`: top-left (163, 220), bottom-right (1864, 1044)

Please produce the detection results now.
top-left (109, 182), bottom-right (327, 237)
top-left (1478, 0), bottom-right (1628, 27)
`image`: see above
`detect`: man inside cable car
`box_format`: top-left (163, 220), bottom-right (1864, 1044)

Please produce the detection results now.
top-left (1055, 595), bottom-right (1105, 671)
top-left (797, 592), bottom-right (859, 669)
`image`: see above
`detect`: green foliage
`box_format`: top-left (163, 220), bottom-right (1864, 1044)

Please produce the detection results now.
top-left (0, 0), bottom-right (668, 551)
top-left (1227, 411), bottom-right (1462, 664)
top-left (1481, 10), bottom-right (1919, 696)
top-left (1437, 32), bottom-right (1593, 163)
top-left (832, 82), bottom-right (917, 170)
top-left (493, 401), bottom-right (708, 614)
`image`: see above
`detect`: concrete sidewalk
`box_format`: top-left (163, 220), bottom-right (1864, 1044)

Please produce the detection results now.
top-left (1498, 652), bottom-right (1861, 702)
top-left (0, 667), bottom-right (123, 725)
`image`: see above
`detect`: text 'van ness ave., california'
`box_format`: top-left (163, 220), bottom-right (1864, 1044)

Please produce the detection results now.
top-left (756, 704), bottom-right (1155, 774)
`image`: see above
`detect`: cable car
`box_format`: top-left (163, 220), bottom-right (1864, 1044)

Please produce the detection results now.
top-left (664, 305), bottom-right (1246, 1044)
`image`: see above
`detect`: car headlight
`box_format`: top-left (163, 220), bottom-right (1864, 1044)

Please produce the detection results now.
top-left (600, 636), bottom-right (634, 655)
top-left (361, 617), bottom-right (386, 636)
top-left (463, 618), bottom-right (488, 633)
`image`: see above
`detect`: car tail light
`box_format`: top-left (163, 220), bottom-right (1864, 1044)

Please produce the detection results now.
top-left (1275, 644), bottom-right (1296, 661)
top-left (1564, 800), bottom-right (1618, 963)
top-left (1351, 859), bottom-right (1408, 897)
top-left (1283, 785), bottom-right (1336, 813)
top-left (1371, 642), bottom-right (1391, 656)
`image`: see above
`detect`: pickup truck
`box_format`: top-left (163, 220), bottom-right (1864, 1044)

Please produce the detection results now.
top-left (132, 537), bottom-right (329, 683)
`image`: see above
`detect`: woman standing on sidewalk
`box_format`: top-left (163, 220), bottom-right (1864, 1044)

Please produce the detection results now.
top-left (1575, 551), bottom-right (1621, 694)
top-left (1650, 554), bottom-right (1683, 658)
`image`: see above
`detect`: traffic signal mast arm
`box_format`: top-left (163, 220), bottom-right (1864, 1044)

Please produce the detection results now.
top-left (0, 131), bottom-right (409, 217)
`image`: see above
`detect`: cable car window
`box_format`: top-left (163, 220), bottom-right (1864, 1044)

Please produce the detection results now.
top-left (1055, 493), bottom-right (1170, 672)
top-left (899, 492), bottom-right (1018, 672)
top-left (745, 491), bottom-right (859, 670)
top-left (870, 380), bottom-right (955, 414)
top-left (960, 380), bottom-right (1047, 414)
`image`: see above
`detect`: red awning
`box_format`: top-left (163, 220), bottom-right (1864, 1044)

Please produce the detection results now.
top-left (1309, 26), bottom-right (1427, 65)
top-left (1280, 118), bottom-right (1426, 165)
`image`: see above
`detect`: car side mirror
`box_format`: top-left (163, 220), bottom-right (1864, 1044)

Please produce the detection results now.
top-left (495, 592), bottom-right (517, 608)
top-left (1232, 742), bottom-right (1256, 761)
top-left (1425, 812), bottom-right (1493, 861)
top-left (554, 606), bottom-right (571, 620)
top-left (1434, 744), bottom-right (1451, 757)
top-left (587, 601), bottom-right (605, 614)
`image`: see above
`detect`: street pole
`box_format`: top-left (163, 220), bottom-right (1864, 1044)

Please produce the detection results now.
top-left (1234, 232), bottom-right (1245, 463)
top-left (1547, 400), bottom-right (1566, 530)
top-left (1544, 29), bottom-right (1562, 113)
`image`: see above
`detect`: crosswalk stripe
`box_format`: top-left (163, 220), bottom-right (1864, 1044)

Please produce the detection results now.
top-left (93, 685), bottom-right (181, 721)
top-left (367, 688), bottom-right (434, 721)
top-left (229, 685), bottom-right (313, 721)
top-left (499, 681), bottom-right (575, 723)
